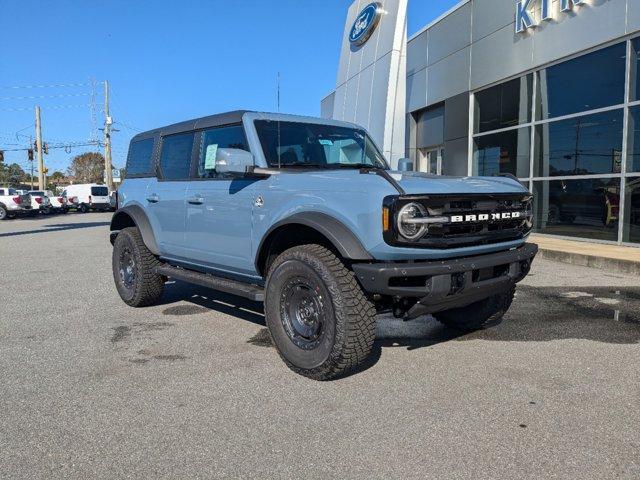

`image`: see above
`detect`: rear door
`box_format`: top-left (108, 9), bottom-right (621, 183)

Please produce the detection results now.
top-left (184, 124), bottom-right (259, 276)
top-left (145, 131), bottom-right (195, 259)
top-left (90, 185), bottom-right (110, 205)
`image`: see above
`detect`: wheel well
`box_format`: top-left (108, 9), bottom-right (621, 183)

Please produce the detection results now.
top-left (110, 211), bottom-right (136, 245)
top-left (257, 224), bottom-right (343, 277)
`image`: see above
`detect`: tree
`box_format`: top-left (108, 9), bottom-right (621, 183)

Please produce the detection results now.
top-left (48, 171), bottom-right (65, 187)
top-left (0, 163), bottom-right (27, 186)
top-left (67, 152), bottom-right (105, 183)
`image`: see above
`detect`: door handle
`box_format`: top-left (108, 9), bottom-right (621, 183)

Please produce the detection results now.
top-left (187, 195), bottom-right (204, 205)
top-left (146, 194), bottom-right (159, 203)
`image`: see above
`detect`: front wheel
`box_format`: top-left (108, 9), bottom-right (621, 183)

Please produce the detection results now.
top-left (265, 245), bottom-right (376, 381)
top-left (434, 287), bottom-right (516, 331)
top-left (112, 227), bottom-right (164, 307)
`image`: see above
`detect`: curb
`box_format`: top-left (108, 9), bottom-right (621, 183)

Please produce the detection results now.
top-left (536, 248), bottom-right (640, 276)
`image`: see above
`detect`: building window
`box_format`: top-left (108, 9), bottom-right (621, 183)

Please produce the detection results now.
top-left (533, 109), bottom-right (624, 177)
top-left (623, 178), bottom-right (640, 243)
top-left (536, 42), bottom-right (626, 120)
top-left (532, 178), bottom-right (621, 242)
top-left (627, 106), bottom-right (640, 173)
top-left (473, 127), bottom-right (530, 178)
top-left (474, 75), bottom-right (532, 133)
top-left (630, 38), bottom-right (640, 102)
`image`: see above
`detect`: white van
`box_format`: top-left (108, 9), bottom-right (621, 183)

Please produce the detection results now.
top-left (63, 184), bottom-right (111, 213)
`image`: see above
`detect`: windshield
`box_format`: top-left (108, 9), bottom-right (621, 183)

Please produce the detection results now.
top-left (254, 120), bottom-right (388, 169)
top-left (91, 186), bottom-right (109, 196)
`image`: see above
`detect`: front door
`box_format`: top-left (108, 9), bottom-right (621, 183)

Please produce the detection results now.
top-left (417, 147), bottom-right (444, 175)
top-left (183, 124), bottom-right (259, 277)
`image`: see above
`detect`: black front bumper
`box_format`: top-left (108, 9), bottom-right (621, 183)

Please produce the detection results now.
top-left (353, 243), bottom-right (538, 318)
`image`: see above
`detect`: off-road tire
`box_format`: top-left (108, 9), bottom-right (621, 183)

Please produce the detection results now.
top-left (434, 287), bottom-right (516, 331)
top-left (112, 226), bottom-right (164, 307)
top-left (265, 244), bottom-right (376, 381)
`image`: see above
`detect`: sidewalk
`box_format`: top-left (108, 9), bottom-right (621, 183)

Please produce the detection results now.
top-left (530, 234), bottom-right (640, 276)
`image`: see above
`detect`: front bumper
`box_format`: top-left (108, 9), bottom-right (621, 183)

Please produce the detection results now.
top-left (353, 243), bottom-right (538, 318)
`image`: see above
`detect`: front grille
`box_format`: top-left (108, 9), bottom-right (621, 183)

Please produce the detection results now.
top-left (385, 193), bottom-right (533, 249)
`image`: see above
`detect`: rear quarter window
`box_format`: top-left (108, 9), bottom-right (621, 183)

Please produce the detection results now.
top-left (126, 138), bottom-right (155, 177)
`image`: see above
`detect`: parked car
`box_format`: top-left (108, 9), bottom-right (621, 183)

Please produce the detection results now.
top-left (0, 187), bottom-right (32, 219)
top-left (28, 190), bottom-right (68, 214)
top-left (26, 191), bottom-right (51, 215)
top-left (64, 184), bottom-right (111, 212)
top-left (110, 111), bottom-right (537, 380)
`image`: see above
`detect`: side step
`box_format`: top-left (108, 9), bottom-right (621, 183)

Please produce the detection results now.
top-left (155, 264), bottom-right (264, 302)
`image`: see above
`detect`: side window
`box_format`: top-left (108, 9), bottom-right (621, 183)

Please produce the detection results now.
top-left (126, 138), bottom-right (155, 176)
top-left (160, 132), bottom-right (194, 181)
top-left (198, 124), bottom-right (249, 178)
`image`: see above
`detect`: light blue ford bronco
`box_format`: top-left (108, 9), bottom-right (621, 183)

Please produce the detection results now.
top-left (110, 111), bottom-right (537, 380)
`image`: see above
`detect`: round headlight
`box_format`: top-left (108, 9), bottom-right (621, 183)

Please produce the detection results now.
top-left (397, 202), bottom-right (428, 241)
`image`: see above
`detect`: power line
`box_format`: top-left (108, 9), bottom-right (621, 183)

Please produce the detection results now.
top-left (0, 92), bottom-right (92, 101)
top-left (0, 82), bottom-right (92, 90)
top-left (0, 103), bottom-right (92, 112)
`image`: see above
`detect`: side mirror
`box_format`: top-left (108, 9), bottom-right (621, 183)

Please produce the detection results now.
top-left (397, 158), bottom-right (414, 172)
top-left (215, 148), bottom-right (254, 175)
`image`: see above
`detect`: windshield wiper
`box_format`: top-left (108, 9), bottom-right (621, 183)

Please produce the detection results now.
top-left (277, 163), bottom-right (332, 169)
top-left (334, 163), bottom-right (387, 170)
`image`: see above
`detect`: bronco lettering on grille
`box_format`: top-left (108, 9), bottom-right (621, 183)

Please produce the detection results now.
top-left (450, 211), bottom-right (522, 224)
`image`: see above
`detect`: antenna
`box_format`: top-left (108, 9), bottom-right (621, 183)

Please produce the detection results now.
top-left (277, 72), bottom-right (281, 169)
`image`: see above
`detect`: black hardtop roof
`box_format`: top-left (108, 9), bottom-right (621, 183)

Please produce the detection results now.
top-left (130, 110), bottom-right (252, 142)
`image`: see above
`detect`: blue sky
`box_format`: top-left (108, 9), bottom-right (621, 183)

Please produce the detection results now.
top-left (0, 0), bottom-right (459, 174)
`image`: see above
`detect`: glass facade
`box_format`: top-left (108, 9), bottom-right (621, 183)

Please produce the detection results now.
top-left (472, 40), bottom-right (640, 245)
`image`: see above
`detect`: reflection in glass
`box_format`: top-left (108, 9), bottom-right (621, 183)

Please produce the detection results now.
top-left (627, 107), bottom-right (640, 173)
top-left (474, 128), bottom-right (530, 178)
top-left (474, 75), bottom-right (532, 133)
top-left (623, 178), bottom-right (640, 244)
top-left (536, 42), bottom-right (626, 120)
top-left (533, 109), bottom-right (624, 177)
top-left (533, 178), bottom-right (620, 242)
top-left (631, 38), bottom-right (640, 102)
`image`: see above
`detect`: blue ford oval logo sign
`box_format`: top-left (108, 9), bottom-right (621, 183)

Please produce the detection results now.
top-left (349, 2), bottom-right (383, 47)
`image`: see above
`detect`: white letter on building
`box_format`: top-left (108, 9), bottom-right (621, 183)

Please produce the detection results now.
top-left (542, 0), bottom-right (553, 21)
top-left (515, 0), bottom-right (535, 34)
top-left (561, 0), bottom-right (585, 12)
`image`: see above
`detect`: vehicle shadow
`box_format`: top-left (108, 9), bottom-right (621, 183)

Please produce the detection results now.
top-left (0, 221), bottom-right (111, 238)
top-left (157, 281), bottom-right (640, 379)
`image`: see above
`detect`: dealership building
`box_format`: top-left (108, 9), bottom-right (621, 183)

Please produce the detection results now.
top-left (322, 0), bottom-right (640, 247)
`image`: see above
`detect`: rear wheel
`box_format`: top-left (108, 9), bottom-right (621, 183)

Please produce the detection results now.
top-left (112, 227), bottom-right (164, 307)
top-left (265, 245), bottom-right (376, 381)
top-left (0, 206), bottom-right (7, 220)
top-left (434, 287), bottom-right (516, 331)
top-left (79, 204), bottom-right (88, 213)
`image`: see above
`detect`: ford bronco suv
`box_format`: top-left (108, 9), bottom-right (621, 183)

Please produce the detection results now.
top-left (110, 111), bottom-right (537, 380)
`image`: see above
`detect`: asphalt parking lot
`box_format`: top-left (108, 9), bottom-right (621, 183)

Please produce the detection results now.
top-left (1, 213), bottom-right (638, 479)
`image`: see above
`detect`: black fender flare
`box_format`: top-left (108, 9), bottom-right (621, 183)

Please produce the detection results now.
top-left (110, 205), bottom-right (160, 255)
top-left (256, 212), bottom-right (372, 271)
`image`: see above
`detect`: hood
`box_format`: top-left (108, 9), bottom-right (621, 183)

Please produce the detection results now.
top-left (389, 171), bottom-right (528, 195)
top-left (274, 169), bottom-right (528, 196)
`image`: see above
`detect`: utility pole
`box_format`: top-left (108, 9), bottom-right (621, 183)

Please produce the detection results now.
top-left (30, 136), bottom-right (34, 189)
top-left (35, 106), bottom-right (45, 190)
top-left (103, 80), bottom-right (114, 191)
